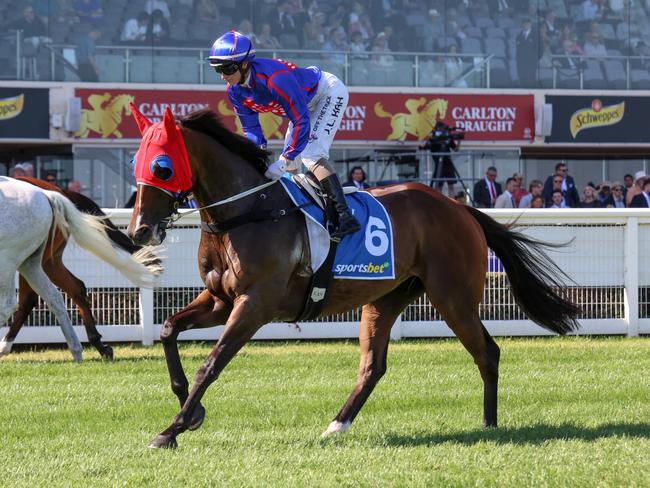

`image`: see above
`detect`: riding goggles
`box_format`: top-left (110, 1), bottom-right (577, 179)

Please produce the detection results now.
top-left (213, 62), bottom-right (239, 76)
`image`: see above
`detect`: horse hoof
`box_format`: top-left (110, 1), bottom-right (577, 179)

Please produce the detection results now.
top-left (0, 339), bottom-right (13, 356)
top-left (101, 345), bottom-right (114, 361)
top-left (188, 403), bottom-right (206, 431)
top-left (321, 420), bottom-right (351, 438)
top-left (71, 349), bottom-right (83, 363)
top-left (148, 434), bottom-right (178, 449)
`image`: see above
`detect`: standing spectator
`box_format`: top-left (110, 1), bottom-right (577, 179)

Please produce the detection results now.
top-left (421, 8), bottom-right (443, 52)
top-left (519, 179), bottom-right (543, 208)
top-left (370, 32), bottom-right (394, 69)
top-left (257, 22), bottom-right (281, 49)
top-left (272, 0), bottom-right (298, 37)
top-left (516, 18), bottom-right (539, 87)
top-left (511, 173), bottom-right (528, 206)
top-left (543, 10), bottom-right (558, 39)
top-left (421, 121), bottom-right (461, 197)
top-left (629, 177), bottom-right (650, 207)
top-left (623, 173), bottom-right (634, 199)
top-left (543, 163), bottom-right (580, 207)
top-left (473, 166), bottom-right (502, 208)
top-left (10, 162), bottom-right (35, 177)
top-left (549, 189), bottom-right (567, 208)
top-left (73, 0), bottom-right (103, 26)
top-left (144, 0), bottom-right (170, 19)
top-left (147, 9), bottom-right (170, 43)
top-left (302, 22), bottom-right (323, 50)
top-left (597, 181), bottom-right (612, 204)
top-left (67, 179), bottom-right (82, 193)
top-left (344, 166), bottom-right (369, 189)
top-left (76, 26), bottom-right (101, 82)
top-left (580, 0), bottom-right (601, 21)
top-left (495, 177), bottom-right (519, 208)
top-left (121, 11), bottom-right (149, 42)
top-left (8, 6), bottom-right (46, 39)
top-left (44, 172), bottom-right (58, 186)
top-left (603, 182), bottom-right (626, 207)
top-left (626, 170), bottom-right (647, 206)
top-left (578, 185), bottom-right (602, 207)
top-left (530, 195), bottom-right (545, 208)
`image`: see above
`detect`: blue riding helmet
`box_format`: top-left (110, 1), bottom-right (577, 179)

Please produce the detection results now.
top-left (208, 31), bottom-right (256, 67)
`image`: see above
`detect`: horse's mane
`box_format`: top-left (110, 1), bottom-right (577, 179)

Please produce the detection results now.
top-left (180, 109), bottom-right (269, 174)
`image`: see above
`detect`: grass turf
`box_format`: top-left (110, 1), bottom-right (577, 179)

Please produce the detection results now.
top-left (0, 337), bottom-right (649, 487)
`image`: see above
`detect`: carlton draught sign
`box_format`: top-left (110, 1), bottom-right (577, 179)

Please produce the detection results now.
top-left (75, 89), bottom-right (534, 142)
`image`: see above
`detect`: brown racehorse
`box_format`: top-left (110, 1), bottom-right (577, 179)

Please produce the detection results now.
top-left (127, 106), bottom-right (580, 449)
top-left (0, 177), bottom-right (142, 360)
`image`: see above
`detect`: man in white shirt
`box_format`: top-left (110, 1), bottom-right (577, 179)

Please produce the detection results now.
top-left (549, 189), bottom-right (568, 208)
top-left (121, 12), bottom-right (149, 42)
top-left (495, 177), bottom-right (518, 208)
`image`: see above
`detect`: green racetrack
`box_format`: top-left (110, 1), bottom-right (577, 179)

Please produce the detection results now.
top-left (0, 337), bottom-right (648, 487)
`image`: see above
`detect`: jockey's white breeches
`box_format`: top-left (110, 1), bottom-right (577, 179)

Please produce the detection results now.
top-left (284, 71), bottom-right (349, 171)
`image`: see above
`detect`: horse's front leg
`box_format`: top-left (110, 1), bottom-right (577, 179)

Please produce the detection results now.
top-left (160, 290), bottom-right (232, 431)
top-left (150, 294), bottom-right (266, 449)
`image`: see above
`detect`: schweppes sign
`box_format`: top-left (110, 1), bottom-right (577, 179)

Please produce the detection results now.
top-left (0, 94), bottom-right (24, 120)
top-left (570, 99), bottom-right (624, 138)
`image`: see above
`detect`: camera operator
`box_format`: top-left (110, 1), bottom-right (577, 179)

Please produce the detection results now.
top-left (420, 120), bottom-right (462, 197)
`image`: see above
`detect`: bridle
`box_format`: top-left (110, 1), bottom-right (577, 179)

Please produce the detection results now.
top-left (140, 179), bottom-right (280, 231)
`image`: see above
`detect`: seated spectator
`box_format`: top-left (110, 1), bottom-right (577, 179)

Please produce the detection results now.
top-left (629, 177), bottom-right (650, 207)
top-left (349, 31), bottom-right (369, 59)
top-left (120, 11), bottom-right (149, 42)
top-left (623, 173), bottom-right (634, 198)
top-left (324, 13), bottom-right (347, 43)
top-left (548, 189), bottom-right (568, 208)
top-left (530, 195), bottom-right (545, 208)
top-left (495, 177), bottom-right (519, 208)
top-left (144, 0), bottom-right (170, 19)
top-left (257, 22), bottom-right (281, 49)
top-left (603, 182), bottom-right (626, 207)
top-left (519, 179), bottom-right (543, 208)
top-left (583, 32), bottom-right (607, 58)
top-left (147, 9), bottom-right (170, 43)
top-left (597, 181), bottom-right (612, 204)
top-left (578, 185), bottom-right (602, 207)
top-left (302, 22), bottom-right (324, 50)
top-left (193, 0), bottom-right (219, 23)
top-left (543, 163), bottom-right (580, 207)
top-left (447, 20), bottom-right (466, 48)
top-left (322, 28), bottom-right (348, 66)
top-left (626, 170), bottom-right (647, 206)
top-left (344, 166), bottom-right (369, 189)
top-left (539, 42), bottom-right (557, 69)
top-left (632, 41), bottom-right (650, 70)
top-left (556, 39), bottom-right (585, 70)
top-left (73, 0), bottom-right (103, 27)
top-left (473, 166), bottom-right (502, 208)
top-left (370, 32), bottom-right (394, 69)
top-left (238, 19), bottom-right (258, 45)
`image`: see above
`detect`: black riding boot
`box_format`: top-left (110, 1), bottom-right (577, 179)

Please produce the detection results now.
top-left (320, 174), bottom-right (361, 240)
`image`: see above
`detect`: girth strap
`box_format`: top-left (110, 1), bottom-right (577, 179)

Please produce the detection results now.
top-left (200, 204), bottom-right (309, 234)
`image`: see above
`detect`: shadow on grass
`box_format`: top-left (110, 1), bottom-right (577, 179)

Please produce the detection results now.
top-left (382, 422), bottom-right (650, 446)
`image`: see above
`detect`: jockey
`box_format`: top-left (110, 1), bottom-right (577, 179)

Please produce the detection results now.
top-left (208, 30), bottom-right (360, 239)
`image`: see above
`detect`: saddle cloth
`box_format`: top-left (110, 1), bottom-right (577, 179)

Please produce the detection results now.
top-left (279, 175), bottom-right (395, 280)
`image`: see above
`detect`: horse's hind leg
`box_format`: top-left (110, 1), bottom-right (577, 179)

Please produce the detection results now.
top-left (44, 256), bottom-right (113, 360)
top-left (430, 297), bottom-right (500, 427)
top-left (0, 275), bottom-right (38, 355)
top-left (322, 278), bottom-right (424, 437)
top-left (0, 271), bottom-right (21, 356)
top-left (18, 257), bottom-right (82, 362)
top-left (160, 290), bottom-right (232, 431)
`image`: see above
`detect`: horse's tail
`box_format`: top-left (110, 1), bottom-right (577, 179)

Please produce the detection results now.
top-left (63, 189), bottom-right (143, 255)
top-left (45, 191), bottom-right (163, 287)
top-left (374, 102), bottom-right (393, 118)
top-left (464, 206), bottom-right (581, 334)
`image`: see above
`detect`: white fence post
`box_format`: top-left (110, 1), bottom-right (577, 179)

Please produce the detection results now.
top-left (139, 287), bottom-right (155, 345)
top-left (390, 315), bottom-right (403, 341)
top-left (624, 217), bottom-right (639, 337)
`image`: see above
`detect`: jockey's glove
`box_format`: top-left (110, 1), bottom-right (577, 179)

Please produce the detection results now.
top-left (264, 159), bottom-right (287, 180)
